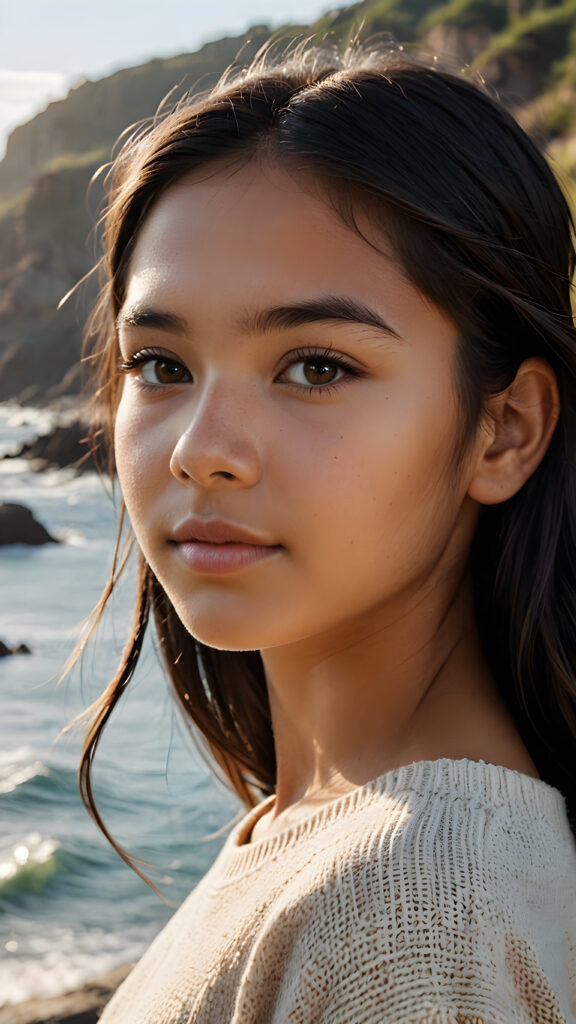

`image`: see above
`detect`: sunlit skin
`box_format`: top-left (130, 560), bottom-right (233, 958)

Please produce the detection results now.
top-left (115, 159), bottom-right (556, 839)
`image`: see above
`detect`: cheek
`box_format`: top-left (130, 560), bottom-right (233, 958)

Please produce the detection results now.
top-left (307, 401), bottom-right (460, 572)
top-left (114, 399), bottom-right (139, 503)
top-left (113, 397), bottom-right (169, 529)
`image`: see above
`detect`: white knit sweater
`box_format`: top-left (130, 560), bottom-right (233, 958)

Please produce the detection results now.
top-left (99, 758), bottom-right (576, 1023)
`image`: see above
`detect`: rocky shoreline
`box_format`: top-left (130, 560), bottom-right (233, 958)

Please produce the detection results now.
top-left (2, 413), bottom-right (107, 475)
top-left (0, 964), bottom-right (132, 1024)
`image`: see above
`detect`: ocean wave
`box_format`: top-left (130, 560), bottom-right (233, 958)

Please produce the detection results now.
top-left (0, 832), bottom-right (60, 898)
top-left (0, 929), bottom-right (143, 1005)
top-left (0, 404), bottom-right (56, 433)
top-left (0, 949), bottom-right (128, 1005)
top-left (0, 750), bottom-right (77, 801)
top-left (0, 460), bottom-right (99, 483)
top-left (0, 745), bottom-right (36, 767)
top-left (0, 405), bottom-right (56, 459)
top-left (53, 526), bottom-right (88, 546)
top-left (0, 457), bottom-right (46, 474)
top-left (0, 759), bottom-right (50, 795)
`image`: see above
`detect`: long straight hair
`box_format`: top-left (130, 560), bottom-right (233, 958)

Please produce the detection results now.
top-left (77, 41), bottom-right (576, 875)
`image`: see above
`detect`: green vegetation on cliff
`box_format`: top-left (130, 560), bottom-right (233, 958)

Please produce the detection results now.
top-left (1, 0), bottom-right (575, 404)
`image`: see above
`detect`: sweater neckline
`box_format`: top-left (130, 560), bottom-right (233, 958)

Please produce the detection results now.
top-left (215, 756), bottom-right (570, 884)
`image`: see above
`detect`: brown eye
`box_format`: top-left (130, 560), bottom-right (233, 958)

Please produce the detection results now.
top-left (140, 359), bottom-right (190, 386)
top-left (303, 361), bottom-right (339, 385)
top-left (283, 358), bottom-right (343, 388)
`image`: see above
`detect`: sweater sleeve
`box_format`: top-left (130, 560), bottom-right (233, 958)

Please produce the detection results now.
top-left (260, 797), bottom-right (576, 1024)
top-left (305, 918), bottom-right (572, 1024)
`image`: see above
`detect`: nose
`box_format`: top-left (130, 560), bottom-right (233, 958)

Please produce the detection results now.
top-left (169, 382), bottom-right (262, 490)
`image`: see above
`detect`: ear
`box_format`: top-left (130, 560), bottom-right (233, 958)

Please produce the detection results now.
top-left (467, 357), bottom-right (560, 505)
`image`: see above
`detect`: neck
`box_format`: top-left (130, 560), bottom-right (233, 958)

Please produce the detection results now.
top-left (261, 567), bottom-right (498, 821)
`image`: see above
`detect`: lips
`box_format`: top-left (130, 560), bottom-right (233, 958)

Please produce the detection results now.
top-left (170, 517), bottom-right (283, 575)
top-left (171, 517), bottom-right (278, 546)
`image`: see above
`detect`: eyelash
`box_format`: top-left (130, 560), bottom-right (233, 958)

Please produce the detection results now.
top-left (277, 346), bottom-right (364, 395)
top-left (118, 346), bottom-right (189, 391)
top-left (118, 345), bottom-right (364, 396)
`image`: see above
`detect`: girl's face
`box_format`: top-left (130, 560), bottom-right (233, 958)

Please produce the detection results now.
top-left (115, 160), bottom-right (481, 652)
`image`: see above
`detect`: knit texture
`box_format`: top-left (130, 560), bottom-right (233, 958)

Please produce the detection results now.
top-left (99, 758), bottom-right (576, 1023)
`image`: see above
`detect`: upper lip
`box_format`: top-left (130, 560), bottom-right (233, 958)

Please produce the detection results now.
top-left (171, 517), bottom-right (279, 546)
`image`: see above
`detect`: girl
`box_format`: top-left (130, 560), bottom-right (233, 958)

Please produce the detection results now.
top-left (81, 41), bottom-right (576, 1023)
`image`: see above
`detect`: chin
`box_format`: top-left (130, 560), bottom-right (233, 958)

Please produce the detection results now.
top-left (172, 606), bottom-right (272, 652)
top-left (171, 599), bottom-right (310, 653)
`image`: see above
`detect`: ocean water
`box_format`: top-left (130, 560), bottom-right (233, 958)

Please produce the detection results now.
top-left (0, 404), bottom-right (240, 1006)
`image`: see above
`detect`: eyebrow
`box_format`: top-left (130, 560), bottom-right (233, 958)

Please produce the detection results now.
top-left (236, 297), bottom-right (400, 338)
top-left (116, 296), bottom-right (400, 339)
top-left (116, 308), bottom-right (187, 333)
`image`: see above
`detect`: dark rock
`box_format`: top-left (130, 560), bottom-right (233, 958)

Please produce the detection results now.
top-left (0, 503), bottom-right (58, 545)
top-left (0, 963), bottom-right (133, 1024)
top-left (0, 640), bottom-right (32, 656)
top-left (3, 419), bottom-right (105, 473)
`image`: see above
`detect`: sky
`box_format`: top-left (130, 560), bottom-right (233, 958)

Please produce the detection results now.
top-left (0, 0), bottom-right (352, 156)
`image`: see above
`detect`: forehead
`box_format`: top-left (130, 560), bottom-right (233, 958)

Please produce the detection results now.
top-left (120, 158), bottom-right (458, 356)
top-left (123, 159), bottom-right (413, 309)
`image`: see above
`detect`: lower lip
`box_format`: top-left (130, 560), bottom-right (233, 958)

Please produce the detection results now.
top-left (173, 541), bottom-right (283, 575)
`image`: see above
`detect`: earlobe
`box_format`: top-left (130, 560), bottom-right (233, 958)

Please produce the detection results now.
top-left (467, 357), bottom-right (560, 506)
